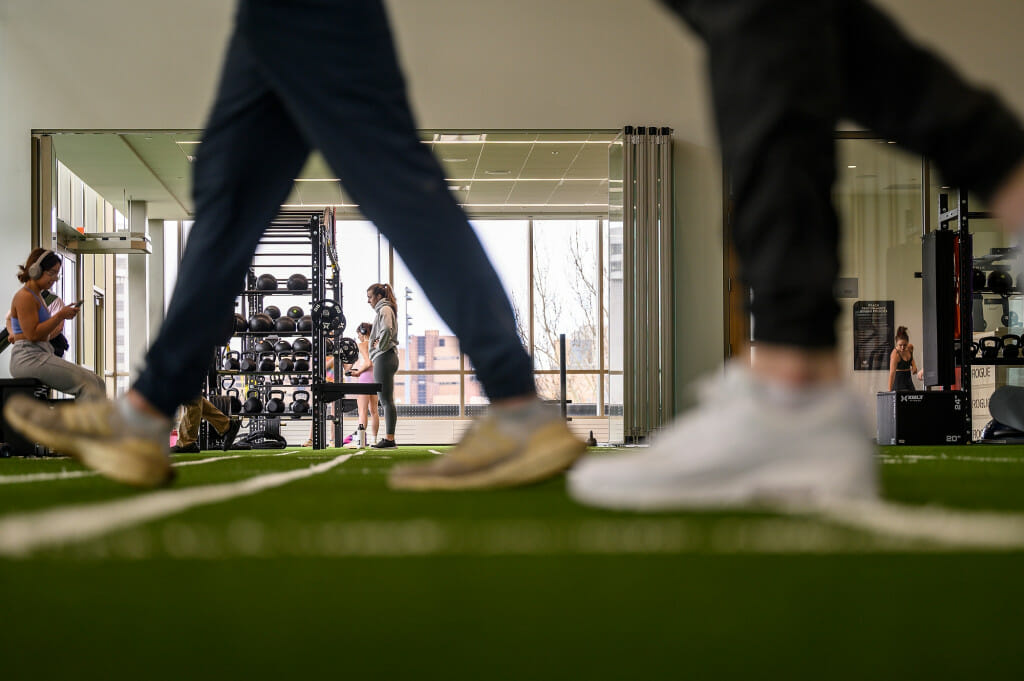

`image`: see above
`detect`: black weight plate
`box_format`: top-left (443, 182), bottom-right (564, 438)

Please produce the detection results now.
top-left (311, 299), bottom-right (346, 332)
top-left (337, 337), bottom-right (359, 364)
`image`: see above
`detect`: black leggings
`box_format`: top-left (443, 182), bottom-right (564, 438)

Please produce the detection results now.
top-left (662, 0), bottom-right (1024, 347)
top-left (373, 349), bottom-right (399, 437)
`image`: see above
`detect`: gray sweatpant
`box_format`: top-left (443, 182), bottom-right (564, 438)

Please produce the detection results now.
top-left (372, 348), bottom-right (399, 437)
top-left (9, 341), bottom-right (106, 401)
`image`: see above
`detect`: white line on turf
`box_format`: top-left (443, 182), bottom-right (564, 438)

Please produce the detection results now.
top-left (428, 449), bottom-right (443, 455)
top-left (0, 451), bottom-right (301, 485)
top-left (0, 453), bottom-right (353, 557)
top-left (0, 470), bottom-right (94, 485)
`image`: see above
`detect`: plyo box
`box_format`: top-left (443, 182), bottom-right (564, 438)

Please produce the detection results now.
top-left (876, 390), bottom-right (968, 445)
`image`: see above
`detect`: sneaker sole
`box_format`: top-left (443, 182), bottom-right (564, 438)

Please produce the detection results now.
top-left (389, 435), bottom-right (586, 491)
top-left (4, 400), bottom-right (173, 488)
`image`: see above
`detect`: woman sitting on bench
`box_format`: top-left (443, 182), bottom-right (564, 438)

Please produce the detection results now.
top-left (7, 248), bottom-right (105, 400)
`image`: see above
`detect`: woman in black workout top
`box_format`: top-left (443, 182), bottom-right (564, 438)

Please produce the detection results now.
top-left (888, 326), bottom-right (919, 391)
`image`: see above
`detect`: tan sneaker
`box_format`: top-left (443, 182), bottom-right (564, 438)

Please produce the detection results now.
top-left (3, 394), bottom-right (173, 488)
top-left (388, 417), bottom-right (585, 491)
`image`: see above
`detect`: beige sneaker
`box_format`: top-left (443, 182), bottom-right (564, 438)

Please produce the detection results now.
top-left (388, 416), bottom-right (585, 491)
top-left (3, 394), bottom-right (174, 488)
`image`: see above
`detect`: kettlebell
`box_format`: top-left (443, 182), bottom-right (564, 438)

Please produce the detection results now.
top-left (973, 268), bottom-right (987, 291)
top-left (222, 350), bottom-right (241, 371)
top-left (293, 351), bottom-right (311, 372)
top-left (265, 389), bottom-right (286, 415)
top-left (259, 352), bottom-right (277, 372)
top-left (970, 341), bottom-right (980, 358)
top-left (278, 353), bottom-right (295, 373)
top-left (292, 337), bottom-right (312, 353)
top-left (274, 338), bottom-right (292, 354)
top-left (1003, 334), bottom-right (1021, 359)
top-left (225, 388), bottom-right (243, 415)
top-left (291, 390), bottom-right (310, 416)
top-left (980, 336), bottom-right (1002, 359)
top-left (243, 389), bottom-right (263, 414)
top-left (239, 352), bottom-right (259, 373)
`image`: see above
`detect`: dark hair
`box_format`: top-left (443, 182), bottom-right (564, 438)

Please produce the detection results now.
top-left (356, 322), bottom-right (372, 336)
top-left (896, 326), bottom-right (909, 342)
top-left (18, 248), bottom-right (61, 283)
top-left (367, 283), bottom-right (397, 311)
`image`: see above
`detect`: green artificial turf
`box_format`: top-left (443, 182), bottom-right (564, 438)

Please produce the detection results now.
top-left (1, 444), bottom-right (1024, 679)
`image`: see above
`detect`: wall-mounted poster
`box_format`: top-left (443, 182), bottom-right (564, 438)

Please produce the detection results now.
top-left (853, 300), bottom-right (894, 370)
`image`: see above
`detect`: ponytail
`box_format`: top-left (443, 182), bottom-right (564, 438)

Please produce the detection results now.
top-left (368, 282), bottom-right (398, 311)
top-left (895, 326), bottom-right (909, 342)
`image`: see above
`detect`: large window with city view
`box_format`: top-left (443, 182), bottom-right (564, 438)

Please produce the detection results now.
top-left (336, 218), bottom-right (622, 418)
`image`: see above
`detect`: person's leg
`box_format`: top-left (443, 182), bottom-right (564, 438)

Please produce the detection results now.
top-left (570, 0), bottom-right (876, 509)
top-left (372, 351), bottom-right (398, 445)
top-left (200, 397), bottom-right (231, 436)
top-left (235, 0), bottom-right (533, 402)
top-left (9, 343), bottom-right (106, 401)
top-left (226, 0), bottom-right (582, 483)
top-left (175, 398), bottom-right (203, 448)
top-left (357, 395), bottom-right (368, 430)
top-left (3, 22), bottom-right (312, 487)
top-left (369, 395), bottom-right (380, 440)
top-left (834, 0), bottom-right (1024, 206)
top-left (133, 30), bottom-right (312, 416)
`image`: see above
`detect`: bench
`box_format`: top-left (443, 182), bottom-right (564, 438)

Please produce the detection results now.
top-left (311, 381), bottom-right (382, 449)
top-left (0, 378), bottom-right (60, 456)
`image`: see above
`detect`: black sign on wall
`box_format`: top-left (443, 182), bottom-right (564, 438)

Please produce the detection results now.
top-left (853, 300), bottom-right (895, 370)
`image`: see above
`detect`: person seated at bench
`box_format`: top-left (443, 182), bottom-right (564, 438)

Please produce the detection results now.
top-left (171, 396), bottom-right (241, 453)
top-left (7, 248), bottom-right (105, 400)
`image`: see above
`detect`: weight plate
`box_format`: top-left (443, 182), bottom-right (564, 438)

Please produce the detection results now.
top-left (311, 299), bottom-right (346, 332)
top-left (337, 337), bottom-right (359, 364)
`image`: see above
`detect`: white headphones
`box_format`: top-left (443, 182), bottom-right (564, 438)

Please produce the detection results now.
top-left (27, 249), bottom-right (54, 280)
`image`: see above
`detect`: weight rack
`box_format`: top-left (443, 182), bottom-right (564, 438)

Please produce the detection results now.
top-left (214, 208), bottom-right (345, 450)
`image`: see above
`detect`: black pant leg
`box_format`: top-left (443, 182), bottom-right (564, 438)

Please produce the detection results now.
top-left (664, 0), bottom-right (844, 347)
top-left (133, 29), bottom-right (311, 416)
top-left (237, 0), bottom-right (536, 400)
top-left (836, 0), bottom-right (1024, 200)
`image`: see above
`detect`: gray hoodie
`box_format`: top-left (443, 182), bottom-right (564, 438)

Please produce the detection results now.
top-left (369, 299), bottom-right (398, 361)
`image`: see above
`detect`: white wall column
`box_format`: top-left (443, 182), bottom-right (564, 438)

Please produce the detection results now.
top-left (127, 201), bottom-right (149, 379)
top-left (147, 218), bottom-right (165, 342)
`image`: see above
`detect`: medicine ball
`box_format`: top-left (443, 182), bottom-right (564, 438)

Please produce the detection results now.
top-left (297, 315), bottom-right (313, 333)
top-left (988, 270), bottom-right (1014, 296)
top-left (287, 273), bottom-right (309, 291)
top-left (973, 268), bottom-right (987, 291)
top-left (287, 305), bottom-right (304, 321)
top-left (274, 338), bottom-right (292, 354)
top-left (256, 273), bottom-right (278, 291)
top-left (233, 313), bottom-right (248, 333)
top-left (275, 316), bottom-right (297, 333)
top-left (264, 305), bottom-right (281, 320)
top-left (255, 339), bottom-right (275, 354)
top-left (248, 313), bottom-right (274, 333)
top-left (292, 337), bottom-right (312, 353)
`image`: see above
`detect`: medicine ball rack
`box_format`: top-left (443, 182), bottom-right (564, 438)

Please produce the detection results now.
top-left (214, 209), bottom-right (346, 450)
top-left (928, 189), bottom-right (1024, 443)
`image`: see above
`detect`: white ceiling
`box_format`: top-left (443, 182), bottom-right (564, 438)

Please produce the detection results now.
top-left (51, 130), bottom-right (619, 220)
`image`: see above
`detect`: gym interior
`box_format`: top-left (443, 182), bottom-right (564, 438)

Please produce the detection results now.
top-left (3, 1), bottom-right (1024, 678)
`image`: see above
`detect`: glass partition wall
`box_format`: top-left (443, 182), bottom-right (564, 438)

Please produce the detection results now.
top-left (337, 217), bottom-right (621, 420)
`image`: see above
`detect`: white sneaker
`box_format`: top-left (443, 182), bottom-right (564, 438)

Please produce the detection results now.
top-left (568, 364), bottom-right (877, 511)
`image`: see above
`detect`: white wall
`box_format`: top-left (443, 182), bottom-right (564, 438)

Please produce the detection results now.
top-left (4, 0), bottom-right (1024, 398)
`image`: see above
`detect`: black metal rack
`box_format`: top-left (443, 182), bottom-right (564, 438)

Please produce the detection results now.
top-left (935, 189), bottom-right (1022, 442)
top-left (214, 209), bottom-right (344, 450)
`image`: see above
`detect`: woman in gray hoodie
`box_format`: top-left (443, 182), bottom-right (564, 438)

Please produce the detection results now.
top-left (366, 282), bottom-right (400, 447)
